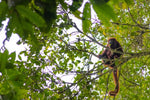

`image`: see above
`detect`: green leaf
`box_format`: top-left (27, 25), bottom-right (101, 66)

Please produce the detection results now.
top-left (72, 10), bottom-right (82, 19)
top-left (6, 18), bottom-right (13, 40)
top-left (9, 52), bottom-right (16, 63)
top-left (70, 0), bottom-right (83, 12)
top-left (16, 5), bottom-right (45, 27)
top-left (21, 19), bottom-right (33, 34)
top-left (0, 50), bottom-right (9, 71)
top-left (0, 1), bottom-right (8, 27)
top-left (88, 61), bottom-right (93, 64)
top-left (59, 0), bottom-right (68, 10)
top-left (12, 12), bottom-right (23, 36)
top-left (90, 0), bottom-right (117, 26)
top-left (6, 12), bottom-right (26, 40)
top-left (124, 0), bottom-right (134, 5)
top-left (82, 2), bottom-right (91, 33)
top-left (0, 1), bottom-right (7, 16)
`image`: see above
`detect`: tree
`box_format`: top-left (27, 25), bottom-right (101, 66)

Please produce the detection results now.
top-left (0, 0), bottom-right (150, 99)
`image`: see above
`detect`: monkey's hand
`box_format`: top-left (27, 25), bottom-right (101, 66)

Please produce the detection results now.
top-left (98, 55), bottom-right (103, 59)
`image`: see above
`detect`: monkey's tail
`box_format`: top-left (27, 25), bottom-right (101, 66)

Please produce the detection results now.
top-left (109, 69), bottom-right (119, 96)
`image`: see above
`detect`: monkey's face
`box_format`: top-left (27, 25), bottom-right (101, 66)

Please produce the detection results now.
top-left (108, 39), bottom-right (117, 49)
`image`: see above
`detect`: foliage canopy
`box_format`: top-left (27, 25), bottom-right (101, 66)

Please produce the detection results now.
top-left (0, 0), bottom-right (150, 99)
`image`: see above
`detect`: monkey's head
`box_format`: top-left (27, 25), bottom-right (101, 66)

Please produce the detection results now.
top-left (108, 38), bottom-right (119, 49)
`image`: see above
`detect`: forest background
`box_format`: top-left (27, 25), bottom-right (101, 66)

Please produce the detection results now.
top-left (0, 0), bottom-right (150, 100)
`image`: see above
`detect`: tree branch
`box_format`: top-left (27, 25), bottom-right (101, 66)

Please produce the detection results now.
top-left (71, 22), bottom-right (107, 48)
top-left (128, 8), bottom-right (150, 30)
top-left (126, 51), bottom-right (150, 57)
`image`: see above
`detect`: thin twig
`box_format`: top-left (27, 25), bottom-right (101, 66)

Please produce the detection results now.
top-left (104, 71), bottom-right (112, 100)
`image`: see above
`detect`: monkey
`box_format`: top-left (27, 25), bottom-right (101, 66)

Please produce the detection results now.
top-left (99, 37), bottom-right (123, 96)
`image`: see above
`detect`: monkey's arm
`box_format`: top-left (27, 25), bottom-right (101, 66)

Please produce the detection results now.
top-left (98, 49), bottom-right (109, 59)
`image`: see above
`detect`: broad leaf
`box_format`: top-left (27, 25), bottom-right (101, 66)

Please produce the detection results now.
top-left (16, 5), bottom-right (45, 27)
top-left (82, 3), bottom-right (91, 33)
top-left (90, 0), bottom-right (117, 26)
